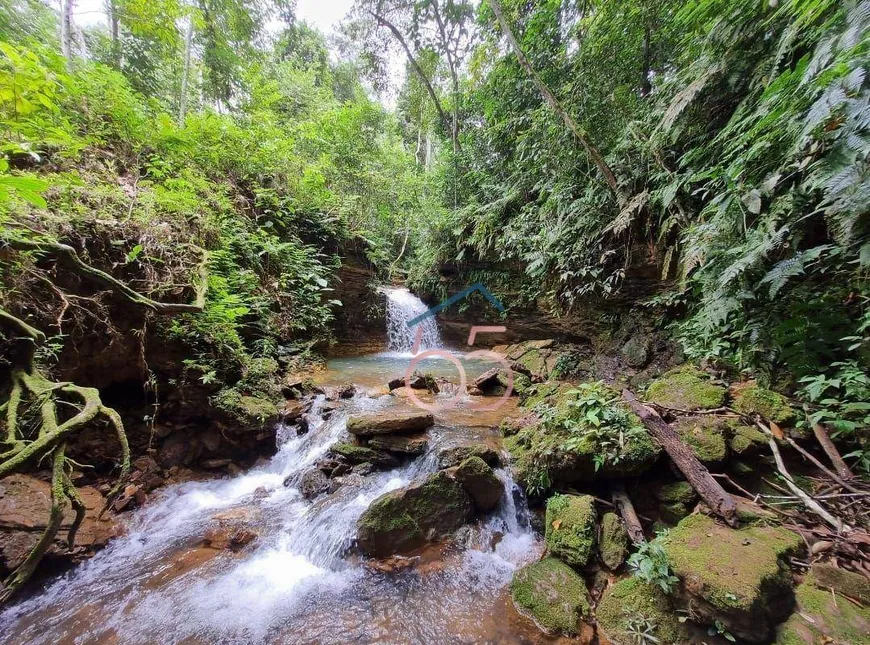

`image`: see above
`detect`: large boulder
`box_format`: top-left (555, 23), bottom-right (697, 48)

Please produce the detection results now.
top-left (596, 578), bottom-right (690, 645)
top-left (346, 409), bottom-right (434, 436)
top-left (296, 468), bottom-right (330, 499)
top-left (356, 471), bottom-right (473, 557)
top-left (777, 578), bottom-right (870, 644)
top-left (544, 494), bottom-right (597, 567)
top-left (510, 557), bottom-right (591, 635)
top-left (663, 514), bottom-right (802, 643)
top-left (504, 383), bottom-right (661, 491)
top-left (453, 457), bottom-right (504, 511)
top-left (598, 512), bottom-right (629, 571)
top-left (645, 365), bottom-right (726, 410)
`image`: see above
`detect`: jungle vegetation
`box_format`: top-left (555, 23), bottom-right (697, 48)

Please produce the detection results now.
top-left (0, 0), bottom-right (867, 593)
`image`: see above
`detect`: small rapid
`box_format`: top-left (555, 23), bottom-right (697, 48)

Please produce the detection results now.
top-left (0, 356), bottom-right (542, 645)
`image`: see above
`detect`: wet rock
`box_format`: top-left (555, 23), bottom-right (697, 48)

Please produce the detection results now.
top-left (352, 462), bottom-right (375, 476)
top-left (330, 442), bottom-right (399, 468)
top-left (387, 372), bottom-right (434, 391)
top-left (810, 563), bottom-right (870, 604)
top-left (297, 468), bottom-right (330, 499)
top-left (329, 382), bottom-right (357, 400)
top-left (113, 484), bottom-right (148, 511)
top-left (466, 385), bottom-right (484, 396)
top-left (544, 494), bottom-right (596, 567)
top-left (597, 578), bottom-right (689, 645)
top-left (663, 513), bottom-right (802, 643)
top-left (0, 475), bottom-right (119, 575)
top-left (367, 433), bottom-right (428, 455)
top-left (279, 399), bottom-right (308, 422)
top-left (437, 443), bottom-right (501, 469)
top-left (621, 334), bottom-right (650, 368)
top-left (203, 525), bottom-right (258, 551)
top-left (356, 471), bottom-right (473, 557)
top-left (777, 579), bottom-right (870, 645)
top-left (673, 417), bottom-right (729, 464)
top-left (454, 457), bottom-right (505, 512)
top-left (645, 365), bottom-right (726, 410)
top-left (598, 512), bottom-right (629, 570)
top-left (328, 473), bottom-right (365, 494)
top-left (510, 557), bottom-right (591, 635)
top-left (346, 409), bottom-right (434, 436)
top-left (731, 382), bottom-right (795, 425)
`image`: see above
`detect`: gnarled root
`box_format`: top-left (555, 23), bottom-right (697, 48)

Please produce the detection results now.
top-left (0, 363), bottom-right (130, 604)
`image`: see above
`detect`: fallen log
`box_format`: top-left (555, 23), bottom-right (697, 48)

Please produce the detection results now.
top-left (622, 389), bottom-right (739, 527)
top-left (804, 405), bottom-right (855, 481)
top-left (610, 482), bottom-right (646, 544)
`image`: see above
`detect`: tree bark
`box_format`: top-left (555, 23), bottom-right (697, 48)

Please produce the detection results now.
top-left (61, 0), bottom-right (75, 68)
top-left (622, 389), bottom-right (739, 527)
top-left (611, 482), bottom-right (646, 544)
top-left (640, 24), bottom-right (652, 97)
top-left (489, 0), bottom-right (623, 203)
top-left (179, 19), bottom-right (194, 127)
top-left (109, 0), bottom-right (121, 68)
top-left (371, 11), bottom-right (459, 152)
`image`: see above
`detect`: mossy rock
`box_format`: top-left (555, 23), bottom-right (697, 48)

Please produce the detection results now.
top-left (437, 443), bottom-right (501, 469)
top-left (510, 557), bottom-right (591, 635)
top-left (776, 579), bottom-right (870, 645)
top-left (356, 471), bottom-right (472, 557)
top-left (674, 417), bottom-right (728, 464)
top-left (596, 577), bottom-right (690, 645)
top-left (621, 334), bottom-right (650, 368)
top-left (544, 494), bottom-right (596, 567)
top-left (598, 512), bottom-right (629, 570)
top-left (732, 383), bottom-right (795, 425)
top-left (517, 348), bottom-right (548, 379)
top-left (659, 501), bottom-right (690, 525)
top-left (656, 481), bottom-right (698, 505)
top-left (519, 382), bottom-right (563, 409)
top-left (213, 388), bottom-right (279, 425)
top-left (729, 423), bottom-right (768, 457)
top-left (331, 442), bottom-right (398, 467)
top-left (810, 563), bottom-right (870, 604)
top-left (646, 365), bottom-right (726, 410)
top-left (454, 456), bottom-right (505, 512)
top-left (664, 514), bottom-right (802, 643)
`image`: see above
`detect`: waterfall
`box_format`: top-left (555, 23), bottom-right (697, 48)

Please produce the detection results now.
top-left (383, 287), bottom-right (442, 353)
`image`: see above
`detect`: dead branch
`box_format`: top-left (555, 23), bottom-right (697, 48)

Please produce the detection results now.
top-left (804, 405), bottom-right (855, 481)
top-left (610, 482), bottom-right (646, 544)
top-left (622, 389), bottom-right (738, 527)
top-left (754, 420), bottom-right (851, 533)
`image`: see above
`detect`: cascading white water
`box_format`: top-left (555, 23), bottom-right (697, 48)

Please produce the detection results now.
top-left (383, 287), bottom-right (442, 353)
top-left (0, 359), bottom-right (540, 645)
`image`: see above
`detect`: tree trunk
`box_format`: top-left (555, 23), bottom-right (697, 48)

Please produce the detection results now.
top-left (109, 0), bottom-right (121, 68)
top-left (371, 11), bottom-right (459, 153)
top-left (640, 24), bottom-right (651, 97)
top-left (622, 389), bottom-right (739, 527)
top-left (61, 0), bottom-right (75, 68)
top-left (179, 20), bottom-right (194, 127)
top-left (489, 0), bottom-right (623, 203)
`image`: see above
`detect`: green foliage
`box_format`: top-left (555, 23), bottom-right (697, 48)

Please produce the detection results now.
top-left (627, 530), bottom-right (679, 594)
top-left (559, 382), bottom-right (648, 471)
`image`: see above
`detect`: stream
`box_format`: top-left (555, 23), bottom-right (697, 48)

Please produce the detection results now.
top-left (0, 289), bottom-right (547, 645)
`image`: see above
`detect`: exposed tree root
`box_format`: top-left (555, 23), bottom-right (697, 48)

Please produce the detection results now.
top-left (0, 360), bottom-right (131, 603)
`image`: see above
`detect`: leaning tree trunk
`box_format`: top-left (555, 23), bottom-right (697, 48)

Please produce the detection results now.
top-left (488, 0), bottom-right (623, 204)
top-left (622, 389), bottom-right (738, 527)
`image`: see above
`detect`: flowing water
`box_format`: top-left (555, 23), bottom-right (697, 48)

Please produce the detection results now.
top-left (0, 290), bottom-right (548, 645)
top-left (383, 287), bottom-right (442, 354)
